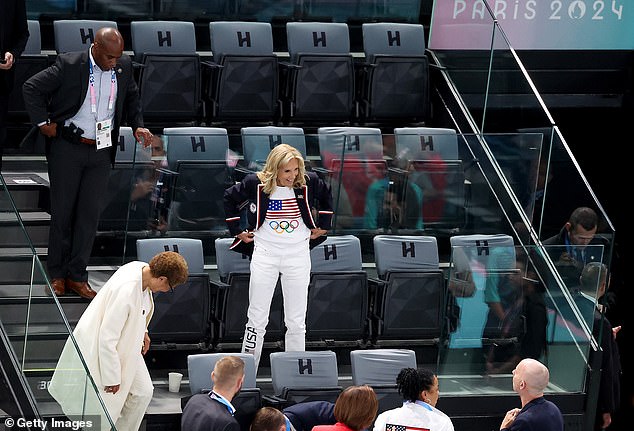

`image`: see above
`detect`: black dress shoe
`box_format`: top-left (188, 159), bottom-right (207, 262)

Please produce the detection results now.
top-left (65, 279), bottom-right (97, 300)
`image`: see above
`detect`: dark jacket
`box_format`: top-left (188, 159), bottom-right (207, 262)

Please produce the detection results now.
top-left (181, 393), bottom-right (240, 431)
top-left (502, 397), bottom-right (563, 431)
top-left (283, 401), bottom-right (336, 431)
top-left (0, 0), bottom-right (29, 94)
top-left (22, 49), bottom-right (144, 166)
top-left (223, 171), bottom-right (334, 255)
top-left (594, 309), bottom-right (621, 419)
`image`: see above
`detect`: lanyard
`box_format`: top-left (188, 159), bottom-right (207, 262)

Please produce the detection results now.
top-left (89, 61), bottom-right (116, 115)
top-left (209, 391), bottom-right (235, 416)
top-left (404, 400), bottom-right (433, 411)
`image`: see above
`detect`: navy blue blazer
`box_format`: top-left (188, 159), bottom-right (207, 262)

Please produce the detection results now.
top-left (224, 171), bottom-right (333, 255)
top-left (503, 397), bottom-right (563, 431)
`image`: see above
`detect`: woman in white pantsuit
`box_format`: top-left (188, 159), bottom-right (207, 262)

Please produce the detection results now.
top-left (224, 144), bottom-right (333, 369)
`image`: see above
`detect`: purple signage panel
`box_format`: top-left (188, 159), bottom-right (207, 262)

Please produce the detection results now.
top-left (429, 0), bottom-right (634, 50)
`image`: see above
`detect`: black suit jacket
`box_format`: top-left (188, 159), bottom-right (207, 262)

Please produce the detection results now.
top-left (0, 0), bottom-right (29, 94)
top-left (181, 393), bottom-right (240, 431)
top-left (22, 49), bottom-right (144, 165)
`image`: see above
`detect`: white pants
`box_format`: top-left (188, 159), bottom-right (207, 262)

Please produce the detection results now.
top-left (242, 243), bottom-right (311, 369)
top-left (114, 355), bottom-right (154, 431)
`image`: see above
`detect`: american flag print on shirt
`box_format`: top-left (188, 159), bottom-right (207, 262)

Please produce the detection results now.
top-left (267, 198), bottom-right (301, 219)
top-left (386, 425), bottom-right (430, 431)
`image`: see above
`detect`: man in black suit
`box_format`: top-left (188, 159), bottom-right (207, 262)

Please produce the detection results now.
top-left (23, 27), bottom-right (153, 299)
top-left (181, 356), bottom-right (244, 431)
top-left (500, 358), bottom-right (564, 431)
top-left (0, 0), bottom-right (29, 170)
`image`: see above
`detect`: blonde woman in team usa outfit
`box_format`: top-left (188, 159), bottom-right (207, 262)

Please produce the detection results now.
top-left (223, 144), bottom-right (333, 369)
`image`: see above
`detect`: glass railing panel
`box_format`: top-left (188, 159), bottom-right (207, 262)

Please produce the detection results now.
top-left (439, 244), bottom-right (596, 395)
top-left (1, 177), bottom-right (115, 427)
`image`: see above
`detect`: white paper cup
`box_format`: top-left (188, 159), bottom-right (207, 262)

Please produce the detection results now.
top-left (168, 372), bottom-right (183, 393)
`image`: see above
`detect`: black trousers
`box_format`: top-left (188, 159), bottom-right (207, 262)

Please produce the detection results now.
top-left (46, 136), bottom-right (111, 281)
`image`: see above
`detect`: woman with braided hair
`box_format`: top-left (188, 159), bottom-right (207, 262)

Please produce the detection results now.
top-left (373, 368), bottom-right (454, 431)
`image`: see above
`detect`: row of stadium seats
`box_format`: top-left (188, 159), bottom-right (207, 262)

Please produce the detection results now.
top-left (100, 125), bottom-right (466, 234)
top-left (9, 19), bottom-right (430, 127)
top-left (184, 349), bottom-right (418, 431)
top-left (138, 233), bottom-right (521, 353)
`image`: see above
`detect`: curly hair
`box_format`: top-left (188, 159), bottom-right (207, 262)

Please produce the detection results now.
top-left (396, 368), bottom-right (436, 402)
top-left (148, 251), bottom-right (189, 288)
top-left (256, 143), bottom-right (306, 195)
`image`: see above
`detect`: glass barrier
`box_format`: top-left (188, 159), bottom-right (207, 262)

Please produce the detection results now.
top-left (439, 244), bottom-right (605, 396)
top-left (1, 173), bottom-right (115, 428)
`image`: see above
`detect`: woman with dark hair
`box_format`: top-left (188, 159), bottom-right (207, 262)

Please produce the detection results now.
top-left (313, 385), bottom-right (378, 431)
top-left (373, 368), bottom-right (454, 431)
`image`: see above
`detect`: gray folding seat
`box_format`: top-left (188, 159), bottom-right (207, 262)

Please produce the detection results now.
top-left (372, 235), bottom-right (446, 345)
top-left (207, 21), bottom-right (279, 123)
top-left (270, 350), bottom-right (341, 405)
top-left (360, 23), bottom-right (429, 123)
top-left (53, 19), bottom-right (118, 53)
top-left (240, 126), bottom-right (307, 172)
top-left (306, 235), bottom-right (370, 346)
top-left (130, 21), bottom-right (202, 124)
top-left (284, 22), bottom-right (355, 123)
top-left (350, 348), bottom-right (417, 412)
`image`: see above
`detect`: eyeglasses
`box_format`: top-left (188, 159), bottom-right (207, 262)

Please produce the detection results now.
top-left (166, 277), bottom-right (174, 293)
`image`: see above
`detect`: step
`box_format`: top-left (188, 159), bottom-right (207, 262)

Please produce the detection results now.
top-left (0, 211), bottom-right (50, 247)
top-left (1, 173), bottom-right (49, 213)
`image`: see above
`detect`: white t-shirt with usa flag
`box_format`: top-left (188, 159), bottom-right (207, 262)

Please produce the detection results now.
top-left (254, 186), bottom-right (311, 251)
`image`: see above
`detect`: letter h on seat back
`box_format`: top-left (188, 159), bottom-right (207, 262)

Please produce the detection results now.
top-left (207, 21), bottom-right (279, 123)
top-left (130, 21), bottom-right (202, 125)
top-left (270, 351), bottom-right (342, 407)
top-left (306, 235), bottom-right (370, 347)
top-left (284, 22), bottom-right (355, 123)
top-left (136, 238), bottom-right (212, 347)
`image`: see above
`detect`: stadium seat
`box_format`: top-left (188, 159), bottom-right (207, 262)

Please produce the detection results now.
top-left (114, 126), bottom-right (152, 164)
top-left (359, 23), bottom-right (429, 124)
top-left (393, 127), bottom-right (466, 231)
top-left (306, 235), bottom-right (370, 346)
top-left (371, 235), bottom-right (446, 345)
top-left (283, 22), bottom-right (355, 123)
top-left (448, 234), bottom-right (516, 349)
top-left (168, 160), bottom-right (233, 232)
top-left (240, 126), bottom-right (306, 172)
top-left (206, 21), bottom-right (279, 123)
top-left (269, 350), bottom-right (342, 406)
top-left (164, 127), bottom-right (229, 171)
top-left (53, 19), bottom-right (118, 53)
top-left (316, 127), bottom-right (386, 229)
top-left (212, 238), bottom-right (284, 349)
top-left (136, 237), bottom-right (205, 273)
top-left (130, 21), bottom-right (202, 124)
top-left (350, 348), bottom-right (417, 412)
